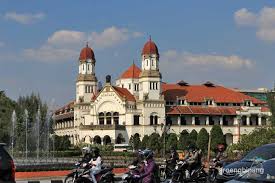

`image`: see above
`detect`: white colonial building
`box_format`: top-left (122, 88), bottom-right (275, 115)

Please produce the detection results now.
top-left (54, 39), bottom-right (271, 146)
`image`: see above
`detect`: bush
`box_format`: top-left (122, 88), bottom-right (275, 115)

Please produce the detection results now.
top-left (129, 133), bottom-right (141, 150)
top-left (167, 133), bottom-right (178, 150)
top-left (210, 125), bottom-right (225, 151)
top-left (141, 135), bottom-right (149, 149)
top-left (189, 129), bottom-right (198, 147)
top-left (178, 130), bottom-right (189, 150)
top-left (196, 128), bottom-right (209, 153)
top-left (227, 127), bottom-right (275, 158)
top-left (148, 133), bottom-right (161, 153)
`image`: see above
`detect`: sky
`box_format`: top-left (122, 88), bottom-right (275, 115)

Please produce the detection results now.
top-left (1, 0), bottom-right (275, 108)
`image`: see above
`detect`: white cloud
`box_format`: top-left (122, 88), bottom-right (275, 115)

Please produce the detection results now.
top-left (234, 8), bottom-right (257, 26)
top-left (4, 12), bottom-right (45, 24)
top-left (88, 26), bottom-right (142, 49)
top-left (162, 50), bottom-right (253, 70)
top-left (234, 7), bottom-right (275, 42)
top-left (23, 26), bottom-right (142, 62)
top-left (47, 30), bottom-right (85, 47)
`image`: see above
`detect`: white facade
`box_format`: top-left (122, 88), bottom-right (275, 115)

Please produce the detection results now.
top-left (54, 42), bottom-right (271, 146)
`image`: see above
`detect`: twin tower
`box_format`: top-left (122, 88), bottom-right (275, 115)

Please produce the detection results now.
top-left (76, 38), bottom-right (162, 104)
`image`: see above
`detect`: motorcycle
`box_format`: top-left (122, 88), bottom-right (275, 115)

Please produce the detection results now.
top-left (159, 159), bottom-right (175, 182)
top-left (170, 160), bottom-right (207, 183)
top-left (75, 165), bottom-right (115, 183)
top-left (121, 164), bottom-right (142, 183)
top-left (65, 162), bottom-right (90, 183)
top-left (207, 158), bottom-right (221, 183)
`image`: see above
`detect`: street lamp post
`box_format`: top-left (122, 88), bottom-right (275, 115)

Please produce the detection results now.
top-left (24, 109), bottom-right (28, 159)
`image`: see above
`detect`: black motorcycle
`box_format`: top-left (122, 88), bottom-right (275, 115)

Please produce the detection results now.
top-left (159, 159), bottom-right (175, 182)
top-left (121, 164), bottom-right (142, 183)
top-left (75, 165), bottom-right (114, 183)
top-left (207, 158), bottom-right (222, 183)
top-left (65, 162), bottom-right (90, 183)
top-left (170, 160), bottom-right (207, 183)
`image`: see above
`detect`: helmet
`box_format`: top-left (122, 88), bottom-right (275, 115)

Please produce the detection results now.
top-left (141, 149), bottom-right (154, 160)
top-left (82, 146), bottom-right (90, 154)
top-left (91, 147), bottom-right (100, 157)
top-left (170, 146), bottom-right (176, 152)
top-left (217, 144), bottom-right (225, 152)
top-left (187, 144), bottom-right (196, 152)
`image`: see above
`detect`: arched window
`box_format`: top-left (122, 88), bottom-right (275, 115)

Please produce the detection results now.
top-left (106, 112), bottom-right (112, 125)
top-left (99, 112), bottom-right (104, 125)
top-left (150, 115), bottom-right (154, 125)
top-left (154, 116), bottom-right (158, 125)
top-left (113, 112), bottom-right (119, 125)
top-left (103, 135), bottom-right (112, 145)
top-left (94, 136), bottom-right (101, 145)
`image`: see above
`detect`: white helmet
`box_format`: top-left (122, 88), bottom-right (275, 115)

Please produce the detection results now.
top-left (82, 146), bottom-right (90, 154)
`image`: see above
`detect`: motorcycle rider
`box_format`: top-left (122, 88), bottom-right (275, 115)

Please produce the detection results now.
top-left (134, 149), bottom-right (159, 183)
top-left (215, 144), bottom-right (227, 167)
top-left (81, 146), bottom-right (93, 163)
top-left (88, 147), bottom-right (102, 183)
top-left (167, 146), bottom-right (179, 169)
top-left (185, 145), bottom-right (201, 178)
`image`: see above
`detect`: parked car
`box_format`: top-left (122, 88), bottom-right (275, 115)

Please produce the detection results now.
top-left (226, 158), bottom-right (275, 183)
top-left (0, 143), bottom-right (15, 183)
top-left (217, 143), bottom-right (275, 182)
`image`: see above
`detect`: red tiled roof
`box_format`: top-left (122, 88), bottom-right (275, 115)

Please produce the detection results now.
top-left (142, 38), bottom-right (159, 55)
top-left (120, 64), bottom-right (141, 79)
top-left (167, 106), bottom-right (238, 115)
top-left (55, 101), bottom-right (74, 114)
top-left (113, 86), bottom-right (136, 102)
top-left (261, 106), bottom-right (270, 112)
top-left (79, 44), bottom-right (95, 60)
top-left (162, 83), bottom-right (266, 104)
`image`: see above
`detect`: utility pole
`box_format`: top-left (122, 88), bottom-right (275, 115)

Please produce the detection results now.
top-left (207, 133), bottom-right (211, 169)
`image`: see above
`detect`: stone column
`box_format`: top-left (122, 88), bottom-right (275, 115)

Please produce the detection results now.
top-left (192, 116), bottom-right (195, 125)
top-left (246, 115), bottom-right (250, 126)
top-left (206, 116), bottom-right (210, 125)
top-left (178, 116), bottom-right (181, 125)
top-left (258, 115), bottom-right (262, 126)
top-left (219, 116), bottom-right (223, 125)
top-left (233, 116), bottom-right (238, 125)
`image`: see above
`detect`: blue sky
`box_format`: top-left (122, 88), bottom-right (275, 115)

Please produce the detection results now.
top-left (1, 0), bottom-right (275, 107)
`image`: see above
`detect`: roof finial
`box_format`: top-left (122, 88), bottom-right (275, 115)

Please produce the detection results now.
top-left (86, 41), bottom-right (89, 48)
top-left (149, 35), bottom-right (152, 41)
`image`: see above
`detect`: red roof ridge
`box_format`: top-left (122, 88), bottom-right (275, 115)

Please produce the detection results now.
top-left (113, 86), bottom-right (136, 102)
top-left (120, 64), bottom-right (141, 79)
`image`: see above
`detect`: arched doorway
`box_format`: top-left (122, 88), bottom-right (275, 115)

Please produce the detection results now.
top-left (116, 133), bottom-right (125, 144)
top-left (94, 135), bottom-right (102, 144)
top-left (103, 135), bottom-right (112, 145)
top-left (225, 133), bottom-right (233, 145)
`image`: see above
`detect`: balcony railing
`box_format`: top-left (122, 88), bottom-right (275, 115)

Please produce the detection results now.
top-left (79, 124), bottom-right (126, 130)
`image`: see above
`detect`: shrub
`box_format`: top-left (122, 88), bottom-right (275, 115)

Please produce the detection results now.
top-left (210, 125), bottom-right (225, 151)
top-left (196, 128), bottom-right (209, 153)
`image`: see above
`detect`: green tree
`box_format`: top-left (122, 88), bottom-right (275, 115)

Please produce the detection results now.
top-left (189, 129), bottom-right (198, 147)
top-left (178, 130), bottom-right (189, 150)
top-left (167, 133), bottom-right (178, 150)
top-left (141, 135), bottom-right (149, 149)
top-left (129, 133), bottom-right (141, 150)
top-left (0, 91), bottom-right (16, 144)
top-left (148, 133), bottom-right (161, 152)
top-left (267, 91), bottom-right (275, 127)
top-left (210, 125), bottom-right (225, 151)
top-left (196, 128), bottom-right (209, 153)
